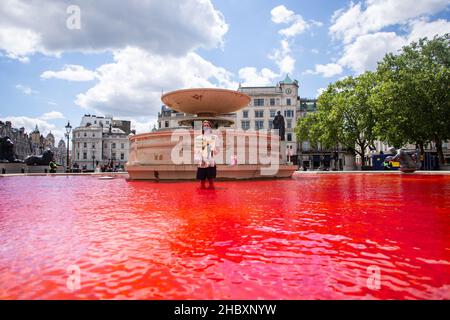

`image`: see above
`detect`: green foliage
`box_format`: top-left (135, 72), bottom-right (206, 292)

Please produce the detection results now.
top-left (295, 34), bottom-right (450, 165)
top-left (296, 72), bottom-right (378, 165)
top-left (373, 33), bottom-right (450, 163)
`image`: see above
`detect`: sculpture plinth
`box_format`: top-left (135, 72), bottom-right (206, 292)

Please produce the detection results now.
top-left (126, 88), bottom-right (297, 180)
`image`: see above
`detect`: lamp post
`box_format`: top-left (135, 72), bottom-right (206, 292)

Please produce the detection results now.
top-left (65, 121), bottom-right (72, 172)
top-left (92, 154), bottom-right (96, 172)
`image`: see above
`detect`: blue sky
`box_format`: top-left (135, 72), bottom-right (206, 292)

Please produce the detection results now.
top-left (0, 0), bottom-right (449, 142)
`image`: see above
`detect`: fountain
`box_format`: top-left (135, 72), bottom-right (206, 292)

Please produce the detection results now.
top-left (126, 88), bottom-right (297, 180)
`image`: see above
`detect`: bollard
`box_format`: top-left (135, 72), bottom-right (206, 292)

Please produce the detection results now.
top-left (2, 168), bottom-right (5, 174)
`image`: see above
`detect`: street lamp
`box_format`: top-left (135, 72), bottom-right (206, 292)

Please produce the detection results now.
top-left (65, 121), bottom-right (72, 172)
top-left (92, 154), bottom-right (96, 172)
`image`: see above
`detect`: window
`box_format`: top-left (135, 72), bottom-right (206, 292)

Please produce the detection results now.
top-left (77, 142), bottom-right (80, 148)
top-left (83, 142), bottom-right (87, 148)
top-left (254, 110), bottom-right (264, 118)
top-left (92, 143), bottom-right (95, 149)
top-left (83, 132), bottom-right (87, 137)
top-left (287, 133), bottom-right (292, 141)
top-left (93, 133), bottom-right (95, 137)
top-left (77, 152), bottom-right (79, 160)
top-left (241, 121), bottom-right (250, 130)
top-left (121, 143), bottom-right (125, 149)
top-left (255, 120), bottom-right (264, 130)
top-left (112, 143), bottom-right (116, 149)
top-left (287, 119), bottom-right (292, 129)
top-left (106, 121), bottom-right (110, 124)
top-left (83, 152), bottom-right (87, 160)
top-left (253, 98), bottom-right (264, 106)
top-left (270, 109), bottom-right (276, 118)
top-left (165, 121), bottom-right (169, 128)
top-left (270, 98), bottom-right (275, 106)
top-left (286, 98), bottom-right (291, 106)
top-left (158, 122), bottom-right (161, 129)
top-left (94, 120), bottom-right (97, 124)
top-left (268, 121), bottom-right (273, 129)
top-left (243, 110), bottom-right (248, 118)
top-left (121, 153), bottom-right (125, 160)
top-left (112, 153), bottom-right (116, 160)
top-left (284, 110), bottom-right (294, 118)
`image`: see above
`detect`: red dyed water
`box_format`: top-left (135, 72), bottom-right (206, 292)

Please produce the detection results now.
top-left (0, 174), bottom-right (449, 299)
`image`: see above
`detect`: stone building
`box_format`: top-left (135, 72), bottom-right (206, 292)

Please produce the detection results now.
top-left (71, 114), bottom-right (131, 171)
top-left (0, 121), bottom-right (32, 160)
top-left (236, 75), bottom-right (299, 163)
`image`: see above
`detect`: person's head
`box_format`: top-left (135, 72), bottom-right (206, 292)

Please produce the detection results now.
top-left (202, 120), bottom-right (212, 134)
top-left (277, 111), bottom-right (281, 115)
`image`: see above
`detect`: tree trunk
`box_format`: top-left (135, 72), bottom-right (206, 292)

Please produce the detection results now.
top-left (358, 144), bottom-right (366, 168)
top-left (417, 141), bottom-right (425, 170)
top-left (435, 138), bottom-right (445, 165)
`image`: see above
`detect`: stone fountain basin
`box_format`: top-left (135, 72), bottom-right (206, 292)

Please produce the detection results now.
top-left (161, 88), bottom-right (251, 115)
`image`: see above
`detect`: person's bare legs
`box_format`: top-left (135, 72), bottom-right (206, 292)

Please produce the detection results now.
top-left (207, 178), bottom-right (215, 189)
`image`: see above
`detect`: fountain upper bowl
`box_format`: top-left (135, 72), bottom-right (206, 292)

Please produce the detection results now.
top-left (161, 88), bottom-right (251, 115)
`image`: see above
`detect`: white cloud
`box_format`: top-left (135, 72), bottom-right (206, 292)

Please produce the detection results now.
top-left (316, 87), bottom-right (326, 97)
top-left (238, 67), bottom-right (279, 86)
top-left (337, 17), bottom-right (450, 74)
top-left (304, 63), bottom-right (343, 78)
top-left (0, 26), bottom-right (42, 62)
top-left (15, 84), bottom-right (38, 95)
top-left (271, 5), bottom-right (322, 38)
top-left (408, 18), bottom-right (450, 42)
top-left (338, 32), bottom-right (406, 73)
top-left (41, 111), bottom-right (65, 120)
top-left (330, 0), bottom-right (450, 44)
top-left (41, 65), bottom-right (97, 81)
top-left (311, 49), bottom-right (320, 54)
top-left (269, 39), bottom-right (295, 75)
top-left (269, 5), bottom-right (322, 75)
top-left (271, 5), bottom-right (296, 24)
top-left (329, 1), bottom-right (450, 74)
top-left (279, 16), bottom-right (309, 37)
top-left (75, 47), bottom-right (239, 117)
top-left (0, 0), bottom-right (228, 62)
top-left (131, 118), bottom-right (156, 135)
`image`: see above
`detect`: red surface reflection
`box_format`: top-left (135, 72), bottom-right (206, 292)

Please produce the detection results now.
top-left (0, 174), bottom-right (449, 299)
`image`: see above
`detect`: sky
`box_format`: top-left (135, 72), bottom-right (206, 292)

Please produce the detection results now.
top-left (0, 0), bottom-right (449, 143)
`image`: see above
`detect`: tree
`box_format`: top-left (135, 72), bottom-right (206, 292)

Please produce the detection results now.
top-left (373, 34), bottom-right (450, 164)
top-left (296, 72), bottom-right (379, 167)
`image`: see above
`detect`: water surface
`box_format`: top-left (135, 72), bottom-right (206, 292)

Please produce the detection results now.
top-left (0, 174), bottom-right (449, 299)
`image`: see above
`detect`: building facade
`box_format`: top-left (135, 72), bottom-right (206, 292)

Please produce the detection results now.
top-left (0, 121), bottom-right (33, 160)
top-left (71, 114), bottom-right (131, 171)
top-left (237, 75), bottom-right (299, 163)
top-left (157, 105), bottom-right (192, 130)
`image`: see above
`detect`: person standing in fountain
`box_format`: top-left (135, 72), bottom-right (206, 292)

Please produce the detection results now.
top-left (194, 120), bottom-right (220, 189)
